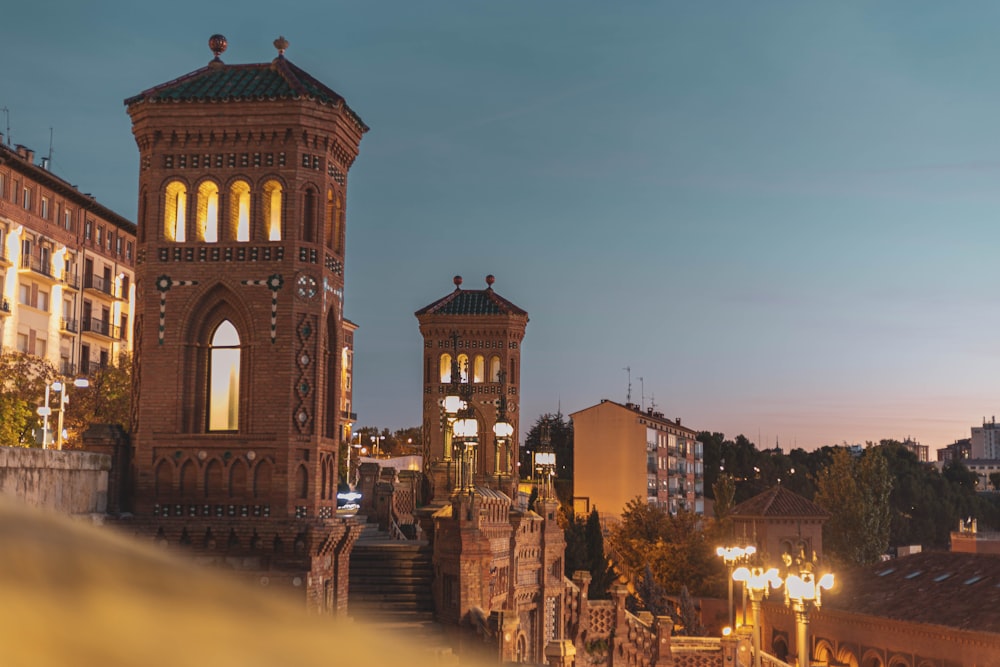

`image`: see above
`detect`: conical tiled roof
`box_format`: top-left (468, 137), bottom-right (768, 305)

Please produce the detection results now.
top-left (729, 485), bottom-right (829, 519)
top-left (124, 55), bottom-right (367, 131)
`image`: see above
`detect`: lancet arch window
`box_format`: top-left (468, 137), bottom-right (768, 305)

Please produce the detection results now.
top-left (440, 353), bottom-right (452, 383)
top-left (473, 355), bottom-right (485, 383)
top-left (457, 354), bottom-right (469, 383)
top-left (163, 180), bottom-right (188, 242)
top-left (196, 180), bottom-right (220, 242)
top-left (262, 180), bottom-right (283, 241)
top-left (208, 320), bottom-right (241, 432)
top-left (490, 356), bottom-right (501, 382)
top-left (230, 180), bottom-right (251, 242)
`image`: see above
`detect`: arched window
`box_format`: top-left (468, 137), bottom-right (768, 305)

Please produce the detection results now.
top-left (154, 459), bottom-right (173, 497)
top-left (490, 356), bottom-right (501, 382)
top-left (296, 464), bottom-right (309, 499)
top-left (205, 459), bottom-right (224, 497)
top-left (303, 188), bottom-right (317, 244)
top-left (179, 460), bottom-right (197, 495)
top-left (334, 194), bottom-right (344, 253)
top-left (457, 354), bottom-right (469, 383)
top-left (230, 459), bottom-right (248, 498)
top-left (253, 459), bottom-right (272, 498)
top-left (262, 180), bottom-right (282, 241)
top-left (208, 320), bottom-right (240, 431)
top-left (197, 181), bottom-right (219, 242)
top-left (473, 355), bottom-right (485, 383)
top-left (164, 181), bottom-right (187, 242)
top-left (230, 180), bottom-right (251, 242)
top-left (324, 189), bottom-right (335, 248)
top-left (440, 353), bottom-right (452, 383)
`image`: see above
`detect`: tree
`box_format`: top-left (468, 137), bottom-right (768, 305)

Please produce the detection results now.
top-left (670, 585), bottom-right (707, 637)
top-left (584, 507), bottom-right (616, 599)
top-left (814, 447), bottom-right (892, 565)
top-left (990, 472), bottom-right (1000, 492)
top-left (712, 473), bottom-right (736, 521)
top-left (521, 412), bottom-right (573, 482)
top-left (0, 351), bottom-right (59, 447)
top-left (64, 352), bottom-right (132, 447)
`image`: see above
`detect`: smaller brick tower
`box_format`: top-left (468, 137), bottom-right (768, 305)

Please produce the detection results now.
top-left (415, 275), bottom-right (528, 503)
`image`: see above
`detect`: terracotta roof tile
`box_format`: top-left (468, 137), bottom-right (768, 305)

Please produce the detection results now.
top-left (729, 486), bottom-right (829, 519)
top-left (829, 551), bottom-right (1000, 633)
top-left (124, 57), bottom-right (367, 131)
top-left (415, 288), bottom-right (527, 317)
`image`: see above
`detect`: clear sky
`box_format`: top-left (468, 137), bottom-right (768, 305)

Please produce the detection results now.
top-left (5, 2), bottom-right (1000, 451)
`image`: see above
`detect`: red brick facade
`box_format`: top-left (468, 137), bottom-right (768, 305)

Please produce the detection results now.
top-left (121, 36), bottom-right (366, 613)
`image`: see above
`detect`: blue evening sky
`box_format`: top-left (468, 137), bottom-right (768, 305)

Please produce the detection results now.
top-left (5, 2), bottom-right (1000, 450)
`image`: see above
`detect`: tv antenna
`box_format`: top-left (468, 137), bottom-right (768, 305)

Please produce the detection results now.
top-left (623, 366), bottom-right (632, 404)
top-left (1, 107), bottom-right (9, 145)
top-left (639, 376), bottom-right (645, 410)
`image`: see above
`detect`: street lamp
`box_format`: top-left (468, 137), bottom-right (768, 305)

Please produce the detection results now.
top-left (733, 566), bottom-right (782, 667)
top-left (716, 545), bottom-right (756, 630)
top-left (53, 378), bottom-right (89, 450)
top-left (453, 405), bottom-right (479, 492)
top-left (492, 370), bottom-right (514, 478)
top-left (370, 434), bottom-right (386, 458)
top-left (782, 569), bottom-right (834, 667)
top-left (533, 422), bottom-right (556, 499)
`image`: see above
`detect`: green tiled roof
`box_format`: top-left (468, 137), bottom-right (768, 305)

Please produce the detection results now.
top-left (416, 288), bottom-right (527, 317)
top-left (124, 56), bottom-right (367, 131)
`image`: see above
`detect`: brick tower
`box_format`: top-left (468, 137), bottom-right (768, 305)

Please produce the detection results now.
top-left (415, 275), bottom-right (528, 502)
top-left (123, 35), bottom-right (366, 612)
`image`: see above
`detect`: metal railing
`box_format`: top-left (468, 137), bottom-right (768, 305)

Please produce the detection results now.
top-left (83, 274), bottom-right (115, 297)
top-left (20, 255), bottom-right (54, 277)
top-left (60, 318), bottom-right (79, 333)
top-left (82, 317), bottom-right (121, 339)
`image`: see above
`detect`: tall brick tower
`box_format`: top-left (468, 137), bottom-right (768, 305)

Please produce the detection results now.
top-left (415, 275), bottom-right (528, 502)
top-left (123, 35), bottom-right (366, 612)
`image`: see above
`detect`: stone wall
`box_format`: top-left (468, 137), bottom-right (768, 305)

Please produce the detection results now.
top-left (0, 446), bottom-right (111, 516)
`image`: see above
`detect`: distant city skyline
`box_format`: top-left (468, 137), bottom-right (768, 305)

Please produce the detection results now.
top-left (6, 2), bottom-right (1000, 450)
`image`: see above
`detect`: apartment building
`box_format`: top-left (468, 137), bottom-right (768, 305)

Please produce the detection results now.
top-left (572, 399), bottom-right (704, 520)
top-left (0, 140), bottom-right (135, 374)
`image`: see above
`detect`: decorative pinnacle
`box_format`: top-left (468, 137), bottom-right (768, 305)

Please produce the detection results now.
top-left (208, 34), bottom-right (228, 61)
top-left (274, 35), bottom-right (289, 57)
top-left (453, 275), bottom-right (463, 289)
top-left (485, 274), bottom-right (495, 288)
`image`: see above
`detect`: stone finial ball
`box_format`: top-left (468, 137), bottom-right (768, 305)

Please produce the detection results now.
top-left (274, 36), bottom-right (289, 55)
top-left (453, 275), bottom-right (463, 287)
top-left (485, 274), bottom-right (495, 286)
top-left (209, 35), bottom-right (228, 57)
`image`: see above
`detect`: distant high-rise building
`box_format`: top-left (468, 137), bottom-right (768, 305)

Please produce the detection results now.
top-left (971, 417), bottom-right (1000, 459)
top-left (0, 141), bottom-right (135, 375)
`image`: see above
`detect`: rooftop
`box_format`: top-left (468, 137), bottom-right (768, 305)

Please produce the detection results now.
top-left (415, 275), bottom-right (527, 318)
top-left (729, 485), bottom-right (829, 519)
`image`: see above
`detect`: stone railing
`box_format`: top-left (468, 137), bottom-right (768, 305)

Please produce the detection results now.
top-left (0, 446), bottom-right (111, 517)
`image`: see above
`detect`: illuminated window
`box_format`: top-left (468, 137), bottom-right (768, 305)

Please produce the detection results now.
top-left (208, 320), bottom-right (240, 431)
top-left (22, 187), bottom-right (30, 210)
top-left (440, 353), bottom-right (452, 383)
top-left (324, 189), bottom-right (334, 248)
top-left (196, 181), bottom-right (219, 242)
top-left (163, 181), bottom-right (187, 242)
top-left (490, 355), bottom-right (501, 382)
top-left (230, 181), bottom-right (251, 242)
top-left (40, 196), bottom-right (49, 219)
top-left (64, 209), bottom-right (72, 231)
top-left (85, 220), bottom-right (92, 240)
top-left (457, 353), bottom-right (469, 383)
top-left (473, 355), bottom-right (484, 383)
top-left (262, 180), bottom-right (282, 241)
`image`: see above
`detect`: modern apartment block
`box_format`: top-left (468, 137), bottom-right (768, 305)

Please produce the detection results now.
top-left (0, 141), bottom-right (135, 374)
top-left (971, 417), bottom-right (1000, 459)
top-left (572, 399), bottom-right (704, 520)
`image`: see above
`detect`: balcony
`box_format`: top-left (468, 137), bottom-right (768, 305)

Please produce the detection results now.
top-left (83, 274), bottom-right (117, 299)
top-left (19, 255), bottom-right (56, 281)
top-left (60, 361), bottom-right (77, 376)
top-left (62, 271), bottom-right (80, 291)
top-left (81, 316), bottom-right (121, 340)
top-left (0, 247), bottom-right (10, 268)
top-left (60, 318), bottom-right (79, 333)
top-left (340, 410), bottom-right (357, 421)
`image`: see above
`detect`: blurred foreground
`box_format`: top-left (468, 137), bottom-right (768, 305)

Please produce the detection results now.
top-left (0, 498), bottom-right (475, 667)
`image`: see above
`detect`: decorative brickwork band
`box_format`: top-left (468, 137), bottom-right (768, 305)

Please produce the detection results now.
top-left (241, 274), bottom-right (284, 343)
top-left (155, 275), bottom-right (199, 344)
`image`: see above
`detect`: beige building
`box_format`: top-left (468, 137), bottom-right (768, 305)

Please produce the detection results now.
top-left (571, 399), bottom-right (704, 520)
top-left (0, 141), bottom-right (135, 374)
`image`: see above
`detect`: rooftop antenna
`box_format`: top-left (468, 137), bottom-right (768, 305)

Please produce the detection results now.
top-left (47, 127), bottom-right (54, 167)
top-left (623, 366), bottom-right (632, 404)
top-left (1, 107), bottom-right (9, 145)
top-left (649, 393), bottom-right (658, 412)
top-left (639, 376), bottom-right (645, 410)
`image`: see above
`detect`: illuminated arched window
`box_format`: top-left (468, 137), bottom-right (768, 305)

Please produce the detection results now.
top-left (164, 181), bottom-right (187, 242)
top-left (324, 189), bottom-right (335, 248)
top-left (230, 181), bottom-right (250, 242)
top-left (440, 353), bottom-right (452, 383)
top-left (196, 181), bottom-right (219, 242)
top-left (457, 353), bottom-right (469, 383)
top-left (473, 355), bottom-right (485, 383)
top-left (262, 180), bottom-right (282, 241)
top-left (334, 194), bottom-right (344, 253)
top-left (208, 320), bottom-right (240, 431)
top-left (490, 356), bottom-right (501, 382)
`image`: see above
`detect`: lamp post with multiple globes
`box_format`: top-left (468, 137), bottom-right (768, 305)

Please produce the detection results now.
top-left (732, 566), bottom-right (782, 667)
top-left (782, 568), bottom-right (834, 667)
top-left (716, 544), bottom-right (756, 630)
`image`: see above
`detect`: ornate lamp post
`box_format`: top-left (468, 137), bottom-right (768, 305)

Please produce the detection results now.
top-left (733, 566), bottom-right (782, 667)
top-left (716, 545), bottom-right (756, 629)
top-left (453, 404), bottom-right (479, 492)
top-left (782, 569), bottom-right (834, 667)
top-left (533, 422), bottom-right (556, 499)
top-left (492, 370), bottom-right (514, 478)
